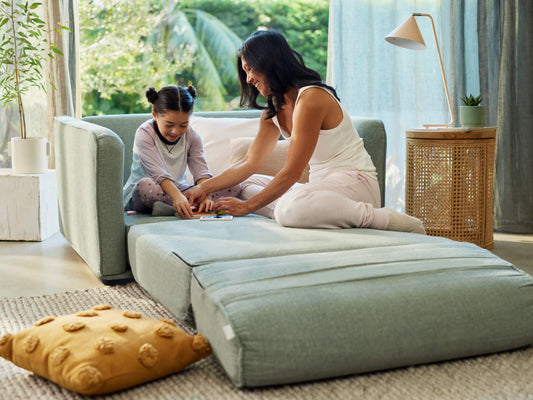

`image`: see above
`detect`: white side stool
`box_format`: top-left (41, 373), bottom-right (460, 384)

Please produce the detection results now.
top-left (0, 169), bottom-right (59, 241)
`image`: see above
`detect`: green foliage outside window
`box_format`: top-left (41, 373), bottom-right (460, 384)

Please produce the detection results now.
top-left (80, 0), bottom-right (329, 115)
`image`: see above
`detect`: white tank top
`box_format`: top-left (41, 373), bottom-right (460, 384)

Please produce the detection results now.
top-left (273, 85), bottom-right (377, 181)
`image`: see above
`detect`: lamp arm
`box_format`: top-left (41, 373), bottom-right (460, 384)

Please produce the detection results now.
top-left (414, 13), bottom-right (455, 128)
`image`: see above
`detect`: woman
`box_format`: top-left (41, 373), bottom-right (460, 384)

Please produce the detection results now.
top-left (188, 30), bottom-right (424, 233)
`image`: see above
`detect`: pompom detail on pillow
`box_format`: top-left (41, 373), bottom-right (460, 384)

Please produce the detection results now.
top-left (63, 321), bottom-right (85, 332)
top-left (123, 310), bottom-right (142, 319)
top-left (138, 343), bottom-right (159, 367)
top-left (50, 346), bottom-right (70, 366)
top-left (77, 310), bottom-right (99, 317)
top-left (109, 322), bottom-right (128, 332)
top-left (35, 316), bottom-right (55, 326)
top-left (0, 333), bottom-right (12, 346)
top-left (23, 335), bottom-right (39, 353)
top-left (0, 305), bottom-right (211, 395)
top-left (154, 322), bottom-right (175, 338)
top-left (192, 333), bottom-right (211, 358)
top-left (95, 336), bottom-right (115, 354)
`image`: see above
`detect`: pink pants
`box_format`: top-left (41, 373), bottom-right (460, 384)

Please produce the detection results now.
top-left (240, 170), bottom-right (389, 229)
top-left (129, 177), bottom-right (241, 213)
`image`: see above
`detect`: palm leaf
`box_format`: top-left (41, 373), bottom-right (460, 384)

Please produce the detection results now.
top-left (194, 9), bottom-right (241, 85)
top-left (149, 6), bottom-right (227, 110)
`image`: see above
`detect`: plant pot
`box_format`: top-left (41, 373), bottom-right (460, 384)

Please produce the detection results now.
top-left (8, 137), bottom-right (50, 174)
top-left (460, 106), bottom-right (485, 128)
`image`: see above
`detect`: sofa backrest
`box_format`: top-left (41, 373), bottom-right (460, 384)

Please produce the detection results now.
top-left (82, 110), bottom-right (386, 205)
top-left (351, 117), bottom-right (387, 207)
top-left (82, 110), bottom-right (263, 184)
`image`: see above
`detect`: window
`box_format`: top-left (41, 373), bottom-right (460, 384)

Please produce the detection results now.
top-left (79, 0), bottom-right (329, 116)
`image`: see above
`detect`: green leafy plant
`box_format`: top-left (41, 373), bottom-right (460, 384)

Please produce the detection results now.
top-left (0, 0), bottom-right (69, 139)
top-left (461, 94), bottom-right (483, 106)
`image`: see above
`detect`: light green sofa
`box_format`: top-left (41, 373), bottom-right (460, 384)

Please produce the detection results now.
top-left (54, 110), bottom-right (386, 283)
top-left (54, 111), bottom-right (533, 388)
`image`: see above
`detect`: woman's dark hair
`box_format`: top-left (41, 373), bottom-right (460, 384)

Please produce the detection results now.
top-left (237, 29), bottom-right (339, 119)
top-left (146, 85), bottom-right (197, 115)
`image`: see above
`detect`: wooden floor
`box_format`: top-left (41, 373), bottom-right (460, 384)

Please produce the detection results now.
top-left (0, 231), bottom-right (532, 298)
top-left (0, 232), bottom-right (104, 298)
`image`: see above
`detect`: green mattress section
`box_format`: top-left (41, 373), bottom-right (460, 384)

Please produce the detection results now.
top-left (127, 215), bottom-right (533, 387)
top-left (191, 241), bottom-right (533, 387)
top-left (127, 216), bottom-right (438, 324)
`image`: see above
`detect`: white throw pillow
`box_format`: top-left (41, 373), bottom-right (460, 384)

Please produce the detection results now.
top-left (188, 116), bottom-right (260, 182)
top-left (229, 137), bottom-right (309, 183)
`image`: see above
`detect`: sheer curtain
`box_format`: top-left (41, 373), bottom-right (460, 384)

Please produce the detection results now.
top-left (328, 0), bottom-right (532, 233)
top-left (0, 0), bottom-right (79, 169)
top-left (44, 0), bottom-right (81, 168)
top-left (327, 0), bottom-right (455, 210)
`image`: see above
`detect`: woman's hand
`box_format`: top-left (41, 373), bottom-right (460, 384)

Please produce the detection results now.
top-left (187, 184), bottom-right (208, 208)
top-left (214, 197), bottom-right (251, 217)
top-left (173, 194), bottom-right (194, 219)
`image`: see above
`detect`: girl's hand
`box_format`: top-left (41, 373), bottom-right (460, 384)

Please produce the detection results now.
top-left (214, 197), bottom-right (251, 217)
top-left (173, 195), bottom-right (194, 219)
top-left (198, 196), bottom-right (214, 213)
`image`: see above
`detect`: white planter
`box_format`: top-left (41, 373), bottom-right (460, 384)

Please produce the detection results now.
top-left (8, 137), bottom-right (50, 174)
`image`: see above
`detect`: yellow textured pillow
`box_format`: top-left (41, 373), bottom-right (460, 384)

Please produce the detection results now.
top-left (0, 305), bottom-right (211, 395)
top-left (230, 137), bottom-right (310, 183)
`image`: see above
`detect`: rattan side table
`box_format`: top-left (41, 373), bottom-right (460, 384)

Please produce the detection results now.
top-left (405, 127), bottom-right (496, 249)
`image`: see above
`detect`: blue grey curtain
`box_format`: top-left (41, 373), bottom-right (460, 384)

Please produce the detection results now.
top-left (328, 0), bottom-right (532, 233)
top-left (479, 0), bottom-right (532, 233)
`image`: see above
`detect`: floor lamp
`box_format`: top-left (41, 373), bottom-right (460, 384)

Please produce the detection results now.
top-left (385, 14), bottom-right (455, 128)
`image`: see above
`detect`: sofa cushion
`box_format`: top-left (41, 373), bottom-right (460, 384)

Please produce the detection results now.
top-left (190, 239), bottom-right (533, 387)
top-left (128, 215), bottom-right (466, 325)
top-left (230, 137), bottom-right (310, 183)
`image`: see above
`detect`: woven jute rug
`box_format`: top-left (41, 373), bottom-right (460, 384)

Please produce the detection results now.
top-left (1, 283), bottom-right (532, 400)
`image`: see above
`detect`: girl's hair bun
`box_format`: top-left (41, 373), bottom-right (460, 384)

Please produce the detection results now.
top-left (146, 87), bottom-right (158, 104)
top-left (149, 85), bottom-right (196, 114)
top-left (186, 85), bottom-right (197, 99)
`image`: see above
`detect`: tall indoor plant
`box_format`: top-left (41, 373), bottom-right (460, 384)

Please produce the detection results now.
top-left (0, 0), bottom-right (67, 173)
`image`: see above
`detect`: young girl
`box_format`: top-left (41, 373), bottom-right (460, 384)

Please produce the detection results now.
top-left (123, 85), bottom-right (237, 219)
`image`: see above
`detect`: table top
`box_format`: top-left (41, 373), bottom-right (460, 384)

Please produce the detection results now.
top-left (406, 127), bottom-right (497, 140)
top-left (0, 168), bottom-right (56, 177)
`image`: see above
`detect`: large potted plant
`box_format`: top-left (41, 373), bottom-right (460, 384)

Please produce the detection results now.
top-left (0, 0), bottom-right (67, 173)
top-left (459, 94), bottom-right (485, 128)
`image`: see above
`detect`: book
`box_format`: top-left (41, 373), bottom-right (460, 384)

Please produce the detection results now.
top-left (191, 211), bottom-right (216, 219)
top-left (199, 215), bottom-right (233, 221)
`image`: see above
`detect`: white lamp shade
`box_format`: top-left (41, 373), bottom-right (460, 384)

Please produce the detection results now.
top-left (385, 16), bottom-right (426, 50)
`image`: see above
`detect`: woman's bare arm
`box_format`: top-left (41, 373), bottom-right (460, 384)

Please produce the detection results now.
top-left (242, 90), bottom-right (327, 212)
top-left (188, 111), bottom-right (280, 205)
top-left (217, 88), bottom-right (340, 216)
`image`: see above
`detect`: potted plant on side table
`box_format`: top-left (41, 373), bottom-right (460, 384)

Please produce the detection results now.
top-left (459, 94), bottom-right (485, 128)
top-left (0, 0), bottom-right (68, 174)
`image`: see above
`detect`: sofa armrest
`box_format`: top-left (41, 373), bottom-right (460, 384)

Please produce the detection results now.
top-left (54, 116), bottom-right (132, 282)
